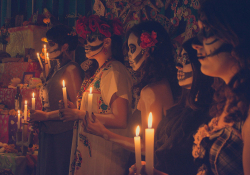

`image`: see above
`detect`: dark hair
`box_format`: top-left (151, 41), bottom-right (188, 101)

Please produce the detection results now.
top-left (199, 0), bottom-right (250, 122)
top-left (124, 21), bottom-right (180, 100)
top-left (178, 37), bottom-right (214, 110)
top-left (46, 25), bottom-right (78, 51)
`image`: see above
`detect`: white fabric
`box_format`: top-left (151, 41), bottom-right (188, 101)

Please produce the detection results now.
top-left (69, 60), bottom-right (133, 175)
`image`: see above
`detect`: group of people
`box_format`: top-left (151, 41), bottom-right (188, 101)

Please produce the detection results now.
top-left (29, 0), bottom-right (250, 174)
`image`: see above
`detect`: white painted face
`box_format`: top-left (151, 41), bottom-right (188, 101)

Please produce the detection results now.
top-left (127, 33), bottom-right (148, 71)
top-left (176, 49), bottom-right (193, 89)
top-left (47, 40), bottom-right (61, 59)
top-left (196, 20), bottom-right (234, 78)
top-left (84, 38), bottom-right (104, 59)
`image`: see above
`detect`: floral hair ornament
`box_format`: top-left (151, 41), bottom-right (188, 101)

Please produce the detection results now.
top-left (140, 31), bottom-right (158, 52)
top-left (76, 15), bottom-right (124, 40)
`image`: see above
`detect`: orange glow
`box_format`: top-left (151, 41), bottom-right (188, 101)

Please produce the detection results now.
top-left (90, 87), bottom-right (93, 94)
top-left (148, 112), bottom-right (152, 128)
top-left (136, 125), bottom-right (140, 136)
top-left (62, 80), bottom-right (65, 87)
top-left (32, 92), bottom-right (35, 98)
top-left (25, 100), bottom-right (27, 105)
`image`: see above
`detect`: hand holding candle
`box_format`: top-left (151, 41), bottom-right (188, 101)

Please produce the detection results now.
top-left (134, 125), bottom-right (142, 175)
top-left (145, 112), bottom-right (154, 175)
top-left (88, 87), bottom-right (93, 121)
top-left (62, 80), bottom-right (68, 108)
top-left (32, 93), bottom-right (35, 110)
top-left (24, 100), bottom-right (28, 121)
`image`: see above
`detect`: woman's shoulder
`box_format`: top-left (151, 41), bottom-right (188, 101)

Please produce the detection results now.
top-left (142, 80), bottom-right (171, 96)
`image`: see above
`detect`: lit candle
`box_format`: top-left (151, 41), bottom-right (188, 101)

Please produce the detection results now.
top-left (24, 100), bottom-right (27, 121)
top-left (88, 87), bottom-right (93, 120)
top-left (134, 125), bottom-right (142, 175)
top-left (36, 53), bottom-right (43, 69)
top-left (47, 53), bottom-right (51, 69)
top-left (32, 92), bottom-right (35, 110)
top-left (62, 80), bottom-right (68, 108)
top-left (145, 112), bottom-right (154, 175)
top-left (17, 110), bottom-right (20, 129)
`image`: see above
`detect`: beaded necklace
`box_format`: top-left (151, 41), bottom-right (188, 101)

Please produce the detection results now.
top-left (77, 57), bottom-right (112, 100)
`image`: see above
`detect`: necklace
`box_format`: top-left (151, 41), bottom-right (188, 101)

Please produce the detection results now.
top-left (77, 57), bottom-right (112, 99)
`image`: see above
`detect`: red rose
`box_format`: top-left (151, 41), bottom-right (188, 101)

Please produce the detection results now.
top-left (112, 18), bottom-right (123, 35)
top-left (140, 31), bottom-right (158, 49)
top-left (89, 15), bottom-right (101, 32)
top-left (76, 16), bottom-right (91, 39)
top-left (98, 23), bottom-right (111, 38)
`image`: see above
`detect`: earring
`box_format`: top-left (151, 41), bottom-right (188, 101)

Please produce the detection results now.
top-left (141, 49), bottom-right (146, 55)
top-left (103, 48), bottom-right (107, 55)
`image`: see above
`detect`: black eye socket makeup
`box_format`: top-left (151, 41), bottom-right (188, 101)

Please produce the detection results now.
top-left (84, 42), bottom-right (104, 52)
top-left (129, 44), bottom-right (136, 54)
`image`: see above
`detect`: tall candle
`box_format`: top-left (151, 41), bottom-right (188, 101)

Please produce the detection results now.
top-left (62, 80), bottom-right (68, 108)
top-left (17, 110), bottom-right (20, 129)
top-left (88, 87), bottom-right (93, 120)
top-left (145, 112), bottom-right (154, 175)
top-left (134, 125), bottom-right (142, 175)
top-left (47, 53), bottom-right (51, 69)
top-left (32, 92), bottom-right (35, 110)
top-left (36, 53), bottom-right (43, 69)
top-left (24, 100), bottom-right (27, 121)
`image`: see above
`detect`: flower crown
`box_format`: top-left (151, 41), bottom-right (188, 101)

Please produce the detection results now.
top-left (76, 15), bottom-right (124, 40)
top-left (140, 31), bottom-right (158, 49)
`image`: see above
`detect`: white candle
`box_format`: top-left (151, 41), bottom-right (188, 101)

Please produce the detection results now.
top-left (47, 53), bottom-right (51, 69)
top-left (62, 80), bottom-right (68, 108)
top-left (145, 112), bottom-right (154, 175)
top-left (32, 92), bottom-right (35, 110)
top-left (134, 125), bottom-right (142, 175)
top-left (17, 110), bottom-right (20, 129)
top-left (88, 87), bottom-right (93, 120)
top-left (36, 53), bottom-right (43, 69)
top-left (24, 100), bottom-right (28, 121)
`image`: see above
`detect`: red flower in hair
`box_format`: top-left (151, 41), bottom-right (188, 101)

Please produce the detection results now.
top-left (140, 31), bottom-right (158, 49)
top-left (112, 18), bottom-right (123, 35)
top-left (76, 16), bottom-right (91, 39)
top-left (98, 23), bottom-right (111, 38)
top-left (89, 15), bottom-right (101, 32)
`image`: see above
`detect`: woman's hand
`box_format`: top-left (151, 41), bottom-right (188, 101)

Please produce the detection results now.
top-left (29, 110), bottom-right (48, 122)
top-left (59, 99), bottom-right (76, 109)
top-left (59, 108), bottom-right (85, 122)
top-left (84, 112), bottom-right (107, 137)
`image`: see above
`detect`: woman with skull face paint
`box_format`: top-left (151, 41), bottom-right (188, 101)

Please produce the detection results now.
top-left (29, 25), bottom-right (83, 175)
top-left (191, 0), bottom-right (250, 174)
top-left (80, 20), bottom-right (180, 169)
top-left (59, 16), bottom-right (133, 175)
top-left (128, 36), bottom-right (214, 175)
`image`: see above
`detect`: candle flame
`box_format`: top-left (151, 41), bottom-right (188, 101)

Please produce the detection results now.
top-left (18, 110), bottom-right (20, 114)
top-left (63, 80), bottom-right (65, 87)
top-left (136, 125), bottom-right (140, 136)
top-left (47, 53), bottom-right (49, 57)
top-left (32, 92), bottom-right (34, 98)
top-left (148, 112), bottom-right (153, 128)
top-left (44, 44), bottom-right (46, 49)
top-left (90, 87), bottom-right (93, 94)
top-left (25, 100), bottom-right (27, 105)
top-left (37, 53), bottom-right (39, 57)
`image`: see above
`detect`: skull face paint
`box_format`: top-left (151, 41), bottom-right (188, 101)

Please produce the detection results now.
top-left (47, 40), bottom-right (62, 59)
top-left (196, 20), bottom-right (234, 77)
top-left (176, 49), bottom-right (193, 89)
top-left (127, 33), bottom-right (148, 71)
top-left (84, 37), bottom-right (104, 59)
